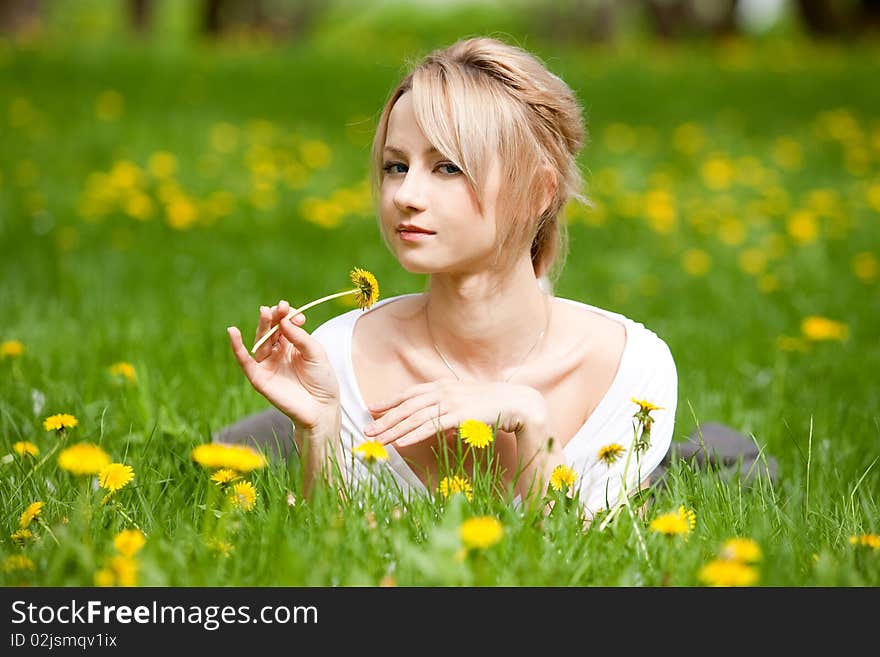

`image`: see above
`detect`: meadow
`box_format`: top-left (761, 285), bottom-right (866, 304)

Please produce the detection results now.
top-left (1, 5), bottom-right (879, 586)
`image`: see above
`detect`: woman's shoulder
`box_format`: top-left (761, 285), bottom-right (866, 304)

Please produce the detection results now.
top-left (553, 296), bottom-right (676, 373)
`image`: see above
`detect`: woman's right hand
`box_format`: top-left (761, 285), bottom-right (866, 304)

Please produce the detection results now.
top-left (227, 300), bottom-right (340, 431)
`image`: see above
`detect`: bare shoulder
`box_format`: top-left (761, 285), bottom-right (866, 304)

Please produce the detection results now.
top-left (550, 298), bottom-right (626, 361)
top-left (352, 294), bottom-right (426, 364)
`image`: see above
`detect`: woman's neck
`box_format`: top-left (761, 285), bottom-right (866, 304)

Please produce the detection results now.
top-left (423, 262), bottom-right (551, 381)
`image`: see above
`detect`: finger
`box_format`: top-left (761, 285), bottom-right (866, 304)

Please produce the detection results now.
top-left (374, 404), bottom-right (442, 445)
top-left (394, 414), bottom-right (454, 448)
top-left (368, 382), bottom-right (436, 413)
top-left (278, 316), bottom-right (324, 363)
top-left (254, 306), bottom-right (274, 361)
top-left (228, 326), bottom-right (261, 383)
top-left (365, 393), bottom-right (435, 438)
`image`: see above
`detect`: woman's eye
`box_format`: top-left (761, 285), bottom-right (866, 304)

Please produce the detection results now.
top-left (437, 163), bottom-right (461, 175)
top-left (382, 162), bottom-right (407, 174)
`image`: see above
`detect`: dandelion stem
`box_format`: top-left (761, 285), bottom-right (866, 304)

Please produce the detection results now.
top-left (251, 289), bottom-right (358, 353)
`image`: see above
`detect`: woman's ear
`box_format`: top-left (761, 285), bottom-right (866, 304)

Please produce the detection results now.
top-left (538, 165), bottom-right (558, 217)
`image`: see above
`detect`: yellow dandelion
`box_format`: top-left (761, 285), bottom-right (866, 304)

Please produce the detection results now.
top-left (11, 529), bottom-right (33, 545)
top-left (598, 443), bottom-right (625, 466)
top-left (460, 516), bottom-right (504, 550)
top-left (549, 464), bottom-right (577, 492)
top-left (250, 268), bottom-right (381, 354)
top-left (1, 340), bottom-right (24, 358)
top-left (190, 443), bottom-right (267, 473)
top-left (438, 475), bottom-right (474, 501)
top-left (43, 413), bottom-right (78, 432)
top-left (848, 534), bottom-right (880, 550)
top-left (801, 316), bottom-right (849, 341)
top-left (19, 501), bottom-right (44, 528)
top-left (631, 398), bottom-right (664, 413)
top-left (211, 468), bottom-right (241, 485)
top-left (229, 480), bottom-right (257, 511)
top-left (113, 529), bottom-right (146, 558)
top-left (13, 441), bottom-right (39, 457)
top-left (350, 267), bottom-right (380, 310)
top-left (108, 555), bottom-right (138, 586)
top-left (353, 440), bottom-right (389, 464)
top-left (649, 509), bottom-right (692, 536)
top-left (4, 554), bottom-right (35, 572)
top-left (98, 463), bottom-right (134, 493)
top-left (459, 419), bottom-right (494, 449)
top-left (698, 559), bottom-right (759, 587)
top-left (108, 361), bottom-right (137, 382)
top-left (57, 442), bottom-right (111, 475)
top-left (94, 568), bottom-right (116, 587)
top-left (720, 537), bottom-right (762, 563)
top-left (679, 505), bottom-right (697, 530)
top-left (206, 538), bottom-right (235, 557)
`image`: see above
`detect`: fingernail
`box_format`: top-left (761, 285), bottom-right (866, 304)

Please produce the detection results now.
top-left (294, 313), bottom-right (305, 323)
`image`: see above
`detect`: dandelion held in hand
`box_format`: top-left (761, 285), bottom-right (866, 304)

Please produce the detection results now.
top-left (251, 267), bottom-right (380, 354)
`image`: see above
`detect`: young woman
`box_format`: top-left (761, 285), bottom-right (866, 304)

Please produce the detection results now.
top-left (224, 36), bottom-right (678, 517)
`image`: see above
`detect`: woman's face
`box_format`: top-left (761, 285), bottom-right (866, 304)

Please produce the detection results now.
top-left (379, 91), bottom-right (502, 275)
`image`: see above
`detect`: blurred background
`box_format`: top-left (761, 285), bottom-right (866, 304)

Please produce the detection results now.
top-left (1, 1), bottom-right (878, 469)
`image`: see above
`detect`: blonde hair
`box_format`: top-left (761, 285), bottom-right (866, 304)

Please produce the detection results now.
top-left (370, 36), bottom-right (587, 287)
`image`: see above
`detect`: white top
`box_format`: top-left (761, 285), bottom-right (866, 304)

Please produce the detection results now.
top-left (312, 294), bottom-right (678, 516)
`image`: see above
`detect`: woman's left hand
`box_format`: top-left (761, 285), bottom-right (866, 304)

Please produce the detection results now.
top-left (364, 379), bottom-right (549, 447)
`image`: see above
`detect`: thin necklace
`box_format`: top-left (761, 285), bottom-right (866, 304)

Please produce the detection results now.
top-left (425, 294), bottom-right (551, 383)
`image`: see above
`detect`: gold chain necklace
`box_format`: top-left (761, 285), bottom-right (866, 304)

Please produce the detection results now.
top-left (424, 295), bottom-right (551, 383)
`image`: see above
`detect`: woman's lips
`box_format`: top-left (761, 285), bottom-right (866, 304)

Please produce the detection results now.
top-left (398, 229), bottom-right (434, 242)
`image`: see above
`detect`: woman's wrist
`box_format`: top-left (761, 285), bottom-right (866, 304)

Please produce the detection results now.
top-left (510, 386), bottom-right (550, 440)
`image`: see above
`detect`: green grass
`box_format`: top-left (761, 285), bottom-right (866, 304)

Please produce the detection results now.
top-left (1, 7), bottom-right (879, 585)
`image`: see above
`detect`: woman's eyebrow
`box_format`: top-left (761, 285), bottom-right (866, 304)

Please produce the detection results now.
top-left (383, 145), bottom-right (441, 156)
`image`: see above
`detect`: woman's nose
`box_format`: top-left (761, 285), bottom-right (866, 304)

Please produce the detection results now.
top-left (393, 168), bottom-right (427, 212)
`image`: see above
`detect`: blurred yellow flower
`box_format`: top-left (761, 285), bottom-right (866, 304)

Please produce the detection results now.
top-left (786, 210), bottom-right (819, 244)
top-left (11, 529), bottom-right (33, 545)
top-left (460, 516), bottom-right (504, 550)
top-left (644, 189), bottom-right (677, 234)
top-left (701, 155), bottom-right (735, 190)
top-left (801, 316), bottom-right (849, 341)
top-left (698, 559), bottom-right (759, 587)
top-left (210, 122), bottom-right (239, 153)
top-left (852, 252), bottom-right (878, 283)
top-left (438, 475), bottom-right (473, 501)
top-left (109, 361), bottom-right (137, 382)
top-left (679, 505), bottom-right (697, 530)
top-left (19, 501), bottom-right (44, 528)
top-left (1, 339), bottom-right (24, 358)
top-left (13, 441), bottom-right (39, 457)
top-left (4, 554), bottom-right (35, 572)
top-left (720, 537), bottom-right (762, 563)
top-left (848, 534), bottom-right (880, 549)
top-left (191, 443), bottom-right (267, 473)
top-left (229, 480), bottom-right (257, 511)
top-left (672, 122), bottom-right (705, 155)
top-left (681, 248), bottom-right (712, 277)
top-left (108, 556), bottom-right (138, 587)
top-left (549, 464), bottom-right (577, 492)
top-left (95, 90), bottom-right (124, 121)
top-left (603, 122), bottom-right (637, 153)
top-left (98, 463), bottom-right (135, 493)
top-left (147, 151), bottom-right (178, 179)
top-left (598, 443), bottom-right (625, 466)
top-left (771, 137), bottom-right (803, 170)
top-left (301, 139), bottom-right (332, 169)
top-left (353, 440), bottom-right (389, 464)
top-left (459, 419), bottom-right (494, 449)
top-left (114, 529), bottom-right (147, 558)
top-left (43, 413), bottom-right (78, 432)
top-left (58, 442), bottom-right (111, 475)
top-left (165, 195), bottom-right (199, 230)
